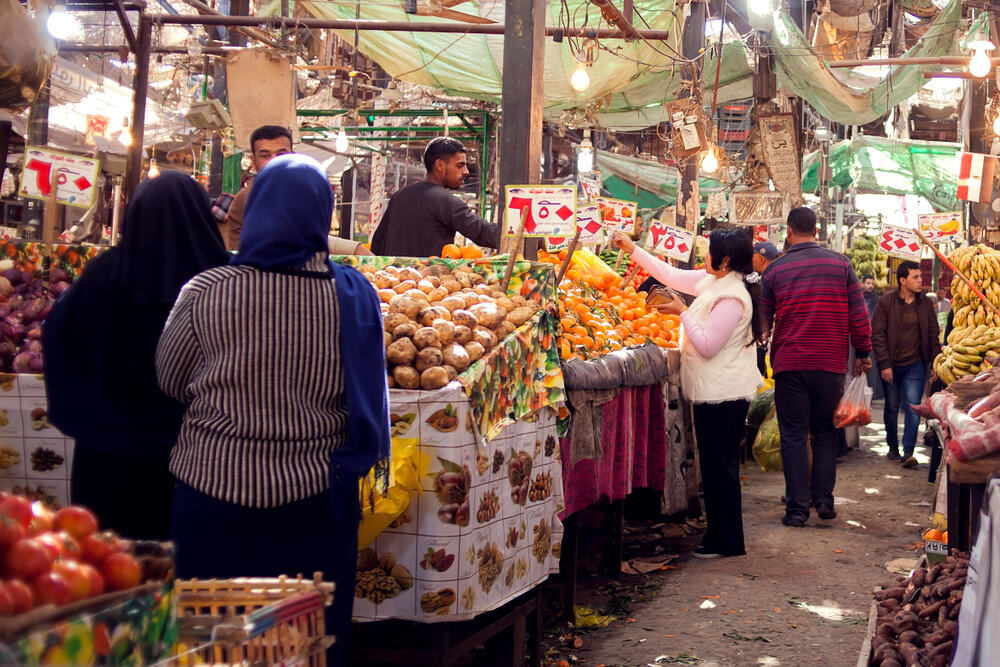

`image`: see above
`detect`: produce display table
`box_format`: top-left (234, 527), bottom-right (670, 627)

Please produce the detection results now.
top-left (946, 450), bottom-right (1000, 550)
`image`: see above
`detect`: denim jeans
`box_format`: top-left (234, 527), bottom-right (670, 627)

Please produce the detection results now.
top-left (881, 361), bottom-right (927, 456)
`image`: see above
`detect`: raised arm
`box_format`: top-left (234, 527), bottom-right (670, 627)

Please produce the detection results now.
top-left (156, 282), bottom-right (202, 403)
top-left (631, 247), bottom-right (706, 296)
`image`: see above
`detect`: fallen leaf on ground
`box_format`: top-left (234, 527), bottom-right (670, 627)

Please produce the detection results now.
top-left (834, 549), bottom-right (843, 553)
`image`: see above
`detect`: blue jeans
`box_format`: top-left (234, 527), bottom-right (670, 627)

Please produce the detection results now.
top-left (881, 361), bottom-right (927, 456)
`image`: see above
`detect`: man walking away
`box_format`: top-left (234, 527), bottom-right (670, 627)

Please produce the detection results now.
top-left (761, 207), bottom-right (872, 528)
top-left (871, 261), bottom-right (941, 468)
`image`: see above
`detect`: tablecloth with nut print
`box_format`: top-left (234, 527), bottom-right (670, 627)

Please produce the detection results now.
top-left (352, 383), bottom-right (564, 623)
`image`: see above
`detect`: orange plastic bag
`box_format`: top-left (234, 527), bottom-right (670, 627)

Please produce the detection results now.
top-left (833, 374), bottom-right (873, 428)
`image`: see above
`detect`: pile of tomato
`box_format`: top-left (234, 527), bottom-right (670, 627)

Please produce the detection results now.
top-left (537, 249), bottom-right (680, 361)
top-left (0, 493), bottom-right (142, 614)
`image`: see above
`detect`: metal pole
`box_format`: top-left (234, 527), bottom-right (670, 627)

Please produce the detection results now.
top-left (152, 14), bottom-right (675, 39)
top-left (828, 56), bottom-right (994, 68)
top-left (21, 80), bottom-right (50, 240)
top-left (675, 0), bottom-right (707, 254)
top-left (124, 15), bottom-right (152, 201)
top-left (110, 176), bottom-right (123, 246)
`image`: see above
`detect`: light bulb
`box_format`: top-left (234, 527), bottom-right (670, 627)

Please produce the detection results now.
top-left (969, 48), bottom-right (993, 78)
top-left (701, 150), bottom-right (719, 173)
top-left (577, 146), bottom-right (594, 173)
top-left (335, 129), bottom-right (349, 152)
top-left (186, 34), bottom-right (203, 57)
top-left (118, 125), bottom-right (132, 147)
top-left (748, 0), bottom-right (771, 16)
top-left (46, 5), bottom-right (82, 40)
top-left (147, 160), bottom-right (160, 179)
top-left (570, 63), bottom-right (591, 92)
top-left (993, 114), bottom-right (1000, 135)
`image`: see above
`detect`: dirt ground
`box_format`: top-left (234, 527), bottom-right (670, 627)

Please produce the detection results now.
top-left (543, 401), bottom-right (936, 667)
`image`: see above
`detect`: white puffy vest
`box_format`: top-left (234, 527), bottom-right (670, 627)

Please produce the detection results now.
top-left (680, 271), bottom-right (763, 404)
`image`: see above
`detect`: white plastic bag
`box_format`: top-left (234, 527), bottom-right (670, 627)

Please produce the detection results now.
top-left (833, 374), bottom-right (872, 428)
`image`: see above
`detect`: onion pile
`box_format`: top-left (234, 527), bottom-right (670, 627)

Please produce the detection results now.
top-left (0, 266), bottom-right (73, 374)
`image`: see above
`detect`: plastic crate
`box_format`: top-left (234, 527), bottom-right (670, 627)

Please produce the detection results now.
top-left (165, 574), bottom-right (335, 667)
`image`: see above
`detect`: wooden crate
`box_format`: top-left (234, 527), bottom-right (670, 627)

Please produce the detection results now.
top-left (171, 574), bottom-right (335, 667)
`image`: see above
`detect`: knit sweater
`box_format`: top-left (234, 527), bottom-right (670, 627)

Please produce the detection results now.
top-left (156, 253), bottom-right (348, 508)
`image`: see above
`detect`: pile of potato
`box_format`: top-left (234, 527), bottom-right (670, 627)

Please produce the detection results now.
top-left (869, 552), bottom-right (968, 666)
top-left (356, 263), bottom-right (542, 390)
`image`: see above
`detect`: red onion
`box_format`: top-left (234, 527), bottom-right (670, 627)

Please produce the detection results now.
top-left (12, 351), bottom-right (33, 373)
top-left (49, 282), bottom-right (70, 297)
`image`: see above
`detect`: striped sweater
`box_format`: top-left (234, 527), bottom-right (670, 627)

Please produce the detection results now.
top-left (156, 253), bottom-right (347, 508)
top-left (760, 241), bottom-right (872, 375)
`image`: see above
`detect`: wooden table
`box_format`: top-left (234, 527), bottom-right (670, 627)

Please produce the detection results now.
top-left (947, 450), bottom-right (1000, 550)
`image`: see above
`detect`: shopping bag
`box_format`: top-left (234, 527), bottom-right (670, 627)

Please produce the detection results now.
top-left (357, 437), bottom-right (430, 548)
top-left (752, 407), bottom-right (783, 472)
top-left (833, 374), bottom-right (873, 428)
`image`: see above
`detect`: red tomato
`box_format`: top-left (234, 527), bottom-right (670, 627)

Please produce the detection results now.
top-left (100, 553), bottom-right (141, 591)
top-left (78, 563), bottom-right (104, 597)
top-left (2, 579), bottom-right (33, 613)
top-left (0, 514), bottom-right (26, 549)
top-left (53, 507), bottom-right (98, 540)
top-left (80, 532), bottom-right (123, 565)
top-left (59, 533), bottom-right (81, 562)
top-left (31, 572), bottom-right (70, 606)
top-left (0, 491), bottom-right (8, 504)
top-left (0, 587), bottom-right (12, 616)
top-left (52, 561), bottom-right (90, 602)
top-left (35, 533), bottom-right (64, 561)
top-left (26, 502), bottom-right (53, 537)
top-left (4, 538), bottom-right (53, 580)
top-left (0, 496), bottom-right (33, 529)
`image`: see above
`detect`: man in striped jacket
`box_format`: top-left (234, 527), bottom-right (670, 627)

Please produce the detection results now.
top-left (761, 207), bottom-right (873, 528)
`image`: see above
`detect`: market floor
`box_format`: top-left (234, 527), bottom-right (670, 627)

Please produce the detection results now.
top-left (551, 403), bottom-right (935, 667)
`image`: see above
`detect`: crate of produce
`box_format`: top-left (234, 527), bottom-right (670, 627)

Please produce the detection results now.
top-left (168, 574), bottom-right (334, 667)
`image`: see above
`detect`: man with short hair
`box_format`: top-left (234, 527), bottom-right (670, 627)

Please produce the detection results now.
top-left (871, 261), bottom-right (941, 468)
top-left (224, 125), bottom-right (369, 255)
top-left (752, 241), bottom-right (779, 275)
top-left (761, 207), bottom-right (873, 527)
top-left (861, 275), bottom-right (879, 317)
top-left (371, 137), bottom-right (498, 257)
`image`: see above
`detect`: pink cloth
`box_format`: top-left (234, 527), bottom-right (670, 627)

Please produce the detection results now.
top-left (559, 383), bottom-right (668, 518)
top-left (632, 248), bottom-right (745, 359)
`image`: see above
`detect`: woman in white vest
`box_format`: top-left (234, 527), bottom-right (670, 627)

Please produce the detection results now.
top-left (613, 229), bottom-right (764, 558)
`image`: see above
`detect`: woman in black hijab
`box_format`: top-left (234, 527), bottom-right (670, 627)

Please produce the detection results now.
top-left (43, 172), bottom-right (230, 539)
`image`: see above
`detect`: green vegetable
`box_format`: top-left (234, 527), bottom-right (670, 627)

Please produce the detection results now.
top-left (746, 388), bottom-right (775, 429)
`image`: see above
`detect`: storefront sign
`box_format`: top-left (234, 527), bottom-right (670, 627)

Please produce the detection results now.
top-left (918, 211), bottom-right (963, 244)
top-left (19, 147), bottom-right (100, 209)
top-left (594, 196), bottom-right (638, 235)
top-left (645, 223), bottom-right (694, 262)
top-left (730, 191), bottom-right (787, 226)
top-left (878, 223), bottom-right (922, 260)
top-left (504, 185), bottom-right (577, 238)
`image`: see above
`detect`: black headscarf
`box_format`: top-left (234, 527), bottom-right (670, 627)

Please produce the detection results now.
top-left (44, 173), bottom-right (229, 463)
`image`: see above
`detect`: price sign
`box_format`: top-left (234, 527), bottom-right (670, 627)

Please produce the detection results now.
top-left (504, 185), bottom-right (577, 238)
top-left (544, 237), bottom-right (569, 253)
top-left (19, 147), bottom-right (100, 209)
top-left (878, 223), bottom-right (922, 260)
top-left (595, 197), bottom-right (638, 235)
top-left (918, 212), bottom-right (963, 244)
top-left (579, 173), bottom-right (602, 203)
top-left (574, 205), bottom-right (606, 246)
top-left (645, 223), bottom-right (695, 262)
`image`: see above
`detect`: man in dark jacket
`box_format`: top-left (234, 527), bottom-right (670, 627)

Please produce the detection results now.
top-left (871, 261), bottom-right (941, 468)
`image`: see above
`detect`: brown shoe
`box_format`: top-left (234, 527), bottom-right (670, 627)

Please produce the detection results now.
top-left (901, 456), bottom-right (918, 469)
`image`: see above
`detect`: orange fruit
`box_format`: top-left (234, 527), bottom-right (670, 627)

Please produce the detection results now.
top-left (441, 243), bottom-right (462, 259)
top-left (923, 529), bottom-right (943, 542)
top-left (942, 531), bottom-right (948, 543)
top-left (461, 245), bottom-right (483, 259)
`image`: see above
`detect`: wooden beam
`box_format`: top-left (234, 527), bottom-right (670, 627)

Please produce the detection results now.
top-left (675, 0), bottom-right (707, 246)
top-left (498, 0), bottom-right (545, 258)
top-left (123, 15), bottom-right (151, 201)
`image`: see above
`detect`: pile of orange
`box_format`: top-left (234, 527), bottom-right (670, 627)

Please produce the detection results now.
top-left (538, 249), bottom-right (680, 361)
top-left (923, 529), bottom-right (948, 543)
top-left (441, 243), bottom-right (484, 260)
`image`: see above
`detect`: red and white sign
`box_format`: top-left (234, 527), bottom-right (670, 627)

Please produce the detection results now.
top-left (542, 205), bottom-right (606, 253)
top-left (579, 174), bottom-right (602, 203)
top-left (504, 185), bottom-right (577, 238)
top-left (19, 147), bottom-right (100, 209)
top-left (918, 211), bottom-right (963, 244)
top-left (878, 223), bottom-right (922, 260)
top-left (957, 152), bottom-right (997, 203)
top-left (595, 196), bottom-right (638, 235)
top-left (544, 237), bottom-right (569, 253)
top-left (645, 223), bottom-right (695, 262)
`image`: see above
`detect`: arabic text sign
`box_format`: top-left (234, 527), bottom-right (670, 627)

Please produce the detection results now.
top-left (595, 196), bottom-right (638, 234)
top-left (878, 223), bottom-right (922, 260)
top-left (19, 147), bottom-right (100, 209)
top-left (645, 223), bottom-right (694, 262)
top-left (505, 185), bottom-right (578, 238)
top-left (918, 212), bottom-right (963, 244)
top-left (579, 174), bottom-right (602, 203)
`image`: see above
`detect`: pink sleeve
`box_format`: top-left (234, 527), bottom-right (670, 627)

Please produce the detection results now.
top-left (680, 298), bottom-right (746, 358)
top-left (631, 248), bottom-right (706, 296)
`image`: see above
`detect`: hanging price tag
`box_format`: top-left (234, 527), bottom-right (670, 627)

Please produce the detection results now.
top-left (645, 223), bottom-right (694, 262)
top-left (594, 196), bottom-right (638, 235)
top-left (504, 185), bottom-right (578, 238)
top-left (918, 212), bottom-right (962, 244)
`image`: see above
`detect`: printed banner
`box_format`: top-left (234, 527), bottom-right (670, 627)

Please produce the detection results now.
top-left (957, 152), bottom-right (996, 204)
top-left (19, 147), bottom-right (100, 209)
top-left (758, 113), bottom-right (801, 197)
top-left (505, 185), bottom-right (578, 238)
top-left (594, 196), bottom-right (638, 235)
top-left (918, 211), bottom-right (963, 244)
top-left (878, 223), bottom-right (922, 260)
top-left (645, 223), bottom-right (694, 262)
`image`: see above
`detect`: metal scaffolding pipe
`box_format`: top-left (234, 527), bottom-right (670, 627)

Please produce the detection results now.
top-left (57, 44), bottom-right (235, 55)
top-left (151, 14), bottom-right (675, 40)
top-left (827, 56), bottom-right (993, 68)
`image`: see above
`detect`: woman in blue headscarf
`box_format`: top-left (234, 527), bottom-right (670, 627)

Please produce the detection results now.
top-left (156, 154), bottom-right (390, 661)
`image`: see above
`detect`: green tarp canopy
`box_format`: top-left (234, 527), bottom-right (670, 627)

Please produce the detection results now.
top-left (595, 150), bottom-right (731, 210)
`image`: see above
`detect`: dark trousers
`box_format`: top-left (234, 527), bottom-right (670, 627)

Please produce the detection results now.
top-left (71, 445), bottom-right (174, 540)
top-left (774, 371), bottom-right (843, 517)
top-left (692, 400), bottom-right (749, 555)
top-left (171, 482), bottom-right (359, 665)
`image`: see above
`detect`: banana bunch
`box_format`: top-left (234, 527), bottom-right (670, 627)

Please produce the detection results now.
top-left (935, 324), bottom-right (1000, 384)
top-left (949, 245), bottom-right (1000, 329)
top-left (845, 236), bottom-right (890, 291)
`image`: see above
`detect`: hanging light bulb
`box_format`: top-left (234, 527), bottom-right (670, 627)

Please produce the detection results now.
top-left (748, 0), bottom-right (772, 17)
top-left (570, 62), bottom-right (591, 92)
top-left (335, 128), bottom-right (349, 152)
top-left (147, 158), bottom-right (160, 179)
top-left (967, 29), bottom-right (995, 78)
top-left (577, 128), bottom-right (595, 173)
top-left (46, 5), bottom-right (82, 40)
top-left (118, 117), bottom-right (132, 147)
top-left (701, 148), bottom-right (719, 174)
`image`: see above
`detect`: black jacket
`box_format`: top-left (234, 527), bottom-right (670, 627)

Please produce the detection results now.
top-left (870, 289), bottom-right (941, 371)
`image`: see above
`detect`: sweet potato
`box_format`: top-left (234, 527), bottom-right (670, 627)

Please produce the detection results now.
top-left (898, 642), bottom-right (919, 664)
top-left (911, 568), bottom-right (926, 588)
top-left (897, 630), bottom-right (920, 646)
top-left (918, 599), bottom-right (947, 619)
top-left (928, 640), bottom-right (953, 658)
top-left (926, 564), bottom-right (942, 585)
